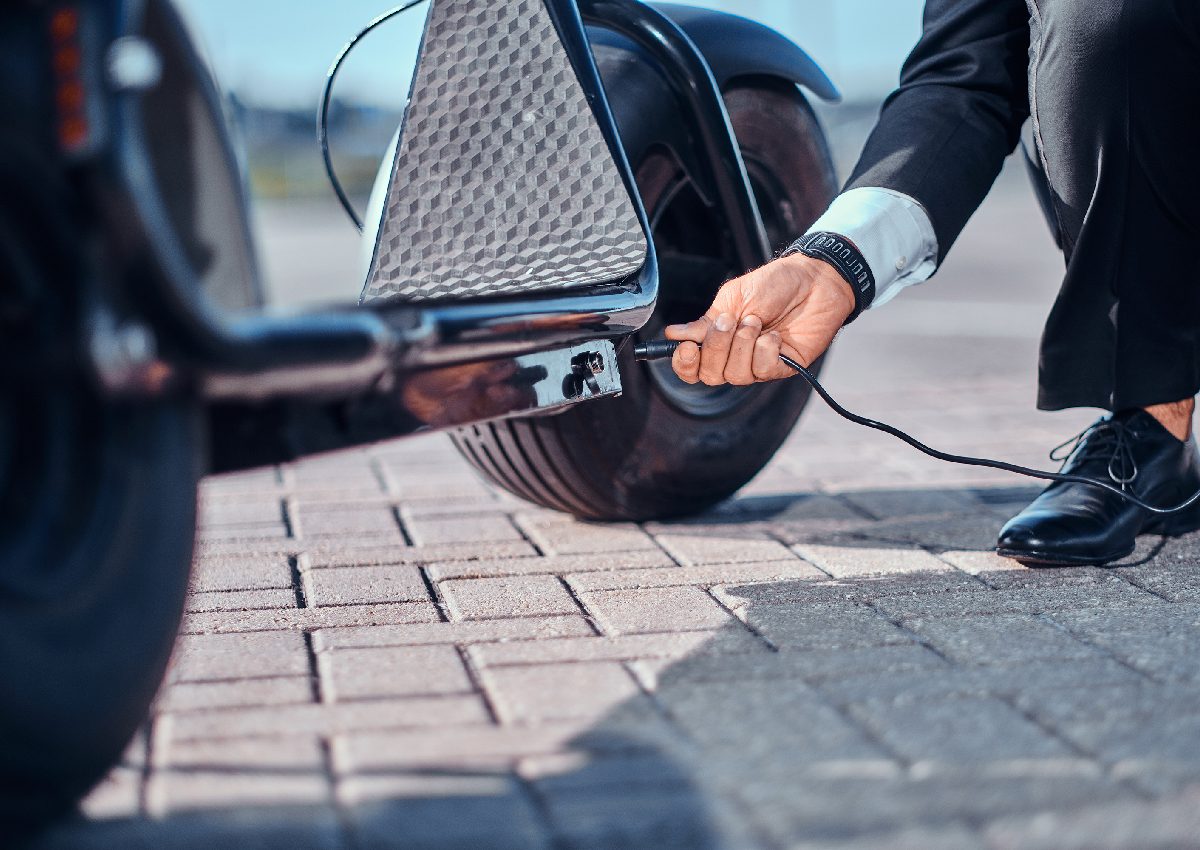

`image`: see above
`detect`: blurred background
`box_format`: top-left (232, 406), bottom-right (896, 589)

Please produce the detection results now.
top-left (171, 0), bottom-right (928, 307)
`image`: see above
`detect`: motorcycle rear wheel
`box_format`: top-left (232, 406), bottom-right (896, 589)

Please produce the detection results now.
top-left (453, 80), bottom-right (837, 520)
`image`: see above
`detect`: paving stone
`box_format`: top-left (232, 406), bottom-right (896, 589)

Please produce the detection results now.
top-left (426, 549), bottom-right (674, 580)
top-left (334, 718), bottom-right (679, 773)
top-left (293, 509), bottom-right (403, 540)
top-left (711, 573), bottom-right (987, 609)
top-left (312, 615), bottom-right (594, 650)
top-left (543, 787), bottom-right (723, 850)
top-left (848, 695), bottom-right (1076, 768)
top-left (440, 575), bottom-right (580, 620)
top-left (631, 644), bottom-right (947, 689)
top-left (185, 589), bottom-right (297, 614)
top-left (1117, 563), bottom-right (1200, 602)
top-left (983, 786), bottom-right (1200, 850)
top-left (565, 559), bottom-right (826, 592)
top-left (836, 488), bottom-right (983, 519)
top-left (940, 550), bottom-right (1114, 588)
top-left (303, 565), bottom-right (430, 606)
top-left (513, 514), bottom-right (659, 555)
top-left (517, 751), bottom-right (694, 793)
top-left (169, 631), bottom-right (310, 683)
top-left (795, 544), bottom-right (959, 578)
top-left (745, 602), bottom-right (914, 651)
top-left (318, 645), bottom-right (473, 701)
top-left (190, 556), bottom-right (294, 593)
top-left (871, 581), bottom-right (1158, 620)
top-left (305, 540), bottom-right (537, 567)
top-left (344, 778), bottom-right (550, 850)
top-left (904, 614), bottom-right (1100, 665)
top-left (195, 524), bottom-right (291, 543)
top-left (814, 659), bottom-right (1142, 707)
top-left (198, 500), bottom-right (285, 528)
top-left (653, 534), bottom-right (799, 566)
top-left (405, 514), bottom-right (524, 546)
top-left (167, 695), bottom-right (490, 741)
top-left (1047, 604), bottom-right (1200, 680)
top-left (469, 629), bottom-right (765, 668)
top-left (147, 732), bottom-right (330, 812)
top-left (580, 587), bottom-right (736, 635)
top-left (790, 825), bottom-right (989, 850)
top-left (482, 662), bottom-right (645, 723)
top-left (657, 678), bottom-right (889, 768)
top-left (159, 677), bottom-right (314, 713)
top-left (182, 601), bottom-right (439, 635)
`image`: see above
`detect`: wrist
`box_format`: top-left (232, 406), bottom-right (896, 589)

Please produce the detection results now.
top-left (784, 232), bottom-right (876, 324)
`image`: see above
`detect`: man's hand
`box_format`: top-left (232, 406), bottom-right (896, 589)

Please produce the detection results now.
top-left (664, 254), bottom-right (856, 385)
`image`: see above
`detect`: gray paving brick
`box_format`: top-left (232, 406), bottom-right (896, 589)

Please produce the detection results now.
top-left (159, 677), bottom-right (313, 713)
top-left (565, 559), bottom-right (825, 592)
top-left (795, 543), bottom-right (959, 578)
top-left (814, 659), bottom-right (1142, 707)
top-left (190, 556), bottom-right (294, 593)
top-left (167, 695), bottom-right (489, 741)
top-left (468, 629), bottom-right (765, 668)
top-left (904, 614), bottom-right (1100, 665)
top-left (169, 631), bottom-right (310, 683)
top-left (711, 573), bottom-right (987, 609)
top-left (543, 787), bottom-right (723, 850)
top-left (318, 645), bottom-right (473, 700)
top-left (181, 601), bottom-right (439, 634)
top-left (513, 514), bottom-right (659, 555)
top-left (185, 589), bottom-right (296, 614)
top-left (580, 586), bottom-right (736, 635)
top-left (344, 779), bottom-right (550, 850)
top-left (305, 539), bottom-right (537, 567)
top-left (405, 513), bottom-right (523, 545)
top-left (79, 768), bottom-right (141, 820)
top-left (303, 565), bottom-right (430, 606)
top-left (849, 695), bottom-right (1077, 767)
top-left (631, 644), bottom-right (947, 689)
top-left (871, 581), bottom-right (1158, 620)
top-left (1117, 563), bottom-right (1200, 603)
top-left (312, 615), bottom-right (594, 650)
top-left (983, 787), bottom-right (1200, 850)
top-left (334, 719), bottom-right (677, 773)
top-left (440, 575), bottom-right (580, 620)
top-left (654, 533), bottom-right (799, 566)
top-left (426, 548), bottom-right (674, 580)
top-left (745, 602), bottom-right (914, 651)
top-left (482, 662), bottom-right (645, 723)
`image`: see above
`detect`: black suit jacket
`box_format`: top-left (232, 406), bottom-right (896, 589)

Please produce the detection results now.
top-left (846, 0), bottom-right (1031, 261)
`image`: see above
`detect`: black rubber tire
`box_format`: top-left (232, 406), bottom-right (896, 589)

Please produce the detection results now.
top-left (453, 80), bottom-right (837, 520)
top-left (0, 387), bottom-right (202, 839)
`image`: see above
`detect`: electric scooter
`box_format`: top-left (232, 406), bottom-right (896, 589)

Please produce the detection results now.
top-left (0, 0), bottom-right (839, 831)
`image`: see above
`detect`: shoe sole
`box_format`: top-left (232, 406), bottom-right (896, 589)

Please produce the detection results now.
top-left (995, 545), bottom-right (1134, 568)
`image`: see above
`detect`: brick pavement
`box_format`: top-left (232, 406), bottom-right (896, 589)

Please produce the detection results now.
top-left (33, 165), bottom-right (1200, 848)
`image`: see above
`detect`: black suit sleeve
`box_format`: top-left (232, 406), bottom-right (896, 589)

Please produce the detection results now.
top-left (846, 0), bottom-right (1031, 261)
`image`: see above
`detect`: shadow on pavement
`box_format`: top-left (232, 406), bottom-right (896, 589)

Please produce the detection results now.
top-left (24, 485), bottom-right (1200, 848)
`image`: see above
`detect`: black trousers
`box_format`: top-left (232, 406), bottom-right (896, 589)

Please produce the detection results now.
top-left (1026, 0), bottom-right (1200, 412)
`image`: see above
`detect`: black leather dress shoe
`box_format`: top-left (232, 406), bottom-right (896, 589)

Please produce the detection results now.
top-left (996, 410), bottom-right (1200, 566)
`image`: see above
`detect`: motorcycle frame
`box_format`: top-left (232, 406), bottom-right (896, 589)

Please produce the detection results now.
top-left (42, 0), bottom-right (819, 469)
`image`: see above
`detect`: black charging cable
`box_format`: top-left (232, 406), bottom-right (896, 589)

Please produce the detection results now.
top-left (633, 339), bottom-right (1200, 515)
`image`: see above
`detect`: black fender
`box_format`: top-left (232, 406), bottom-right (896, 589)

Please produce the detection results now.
top-left (588, 4), bottom-right (838, 206)
top-left (650, 3), bottom-right (841, 102)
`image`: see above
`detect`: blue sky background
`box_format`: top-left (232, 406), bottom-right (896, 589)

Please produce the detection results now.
top-left (174, 0), bottom-right (925, 109)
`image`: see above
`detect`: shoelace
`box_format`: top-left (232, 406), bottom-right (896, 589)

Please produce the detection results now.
top-left (1049, 419), bottom-right (1141, 490)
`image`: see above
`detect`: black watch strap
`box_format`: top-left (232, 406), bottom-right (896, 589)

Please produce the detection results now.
top-left (783, 232), bottom-right (876, 325)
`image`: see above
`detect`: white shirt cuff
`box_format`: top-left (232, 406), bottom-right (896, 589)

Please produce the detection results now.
top-left (804, 187), bottom-right (939, 309)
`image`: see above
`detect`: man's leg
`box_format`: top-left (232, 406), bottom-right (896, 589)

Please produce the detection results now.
top-left (998, 0), bottom-right (1200, 565)
top-left (1029, 0), bottom-right (1200, 414)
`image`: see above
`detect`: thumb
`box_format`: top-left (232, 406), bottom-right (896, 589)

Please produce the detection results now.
top-left (664, 316), bottom-right (712, 343)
